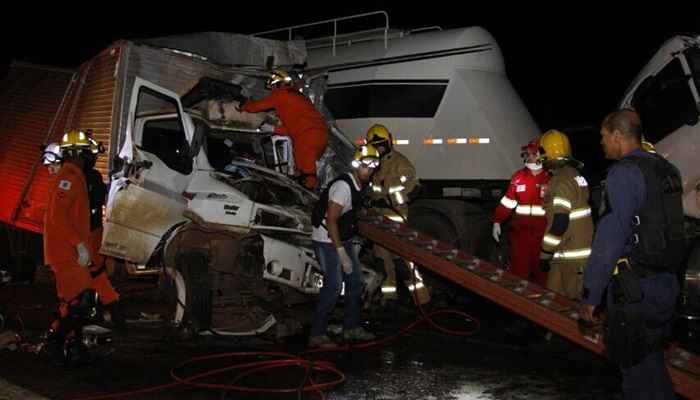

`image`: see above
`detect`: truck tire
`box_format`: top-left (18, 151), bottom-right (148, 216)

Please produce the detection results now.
top-left (163, 252), bottom-right (212, 334)
top-left (409, 199), bottom-right (492, 257)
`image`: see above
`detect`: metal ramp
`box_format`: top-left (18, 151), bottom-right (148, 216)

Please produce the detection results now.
top-left (359, 214), bottom-right (700, 399)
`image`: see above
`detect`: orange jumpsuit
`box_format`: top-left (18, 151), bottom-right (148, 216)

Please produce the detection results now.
top-left (241, 87), bottom-right (329, 189)
top-left (43, 162), bottom-right (93, 305)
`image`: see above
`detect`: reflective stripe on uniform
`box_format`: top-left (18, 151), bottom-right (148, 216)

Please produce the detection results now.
top-left (543, 234), bottom-right (562, 246)
top-left (552, 197), bottom-right (572, 210)
top-left (394, 192), bottom-right (405, 205)
top-left (406, 282), bottom-right (426, 292)
top-left (382, 286), bottom-right (397, 293)
top-left (500, 196), bottom-right (518, 209)
top-left (387, 215), bottom-right (404, 223)
top-left (515, 205), bottom-right (545, 216)
top-left (553, 248), bottom-right (591, 260)
top-left (570, 207), bottom-right (592, 220)
top-left (389, 185), bottom-right (405, 194)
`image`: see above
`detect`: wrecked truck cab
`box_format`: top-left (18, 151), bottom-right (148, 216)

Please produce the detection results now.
top-left (103, 76), bottom-right (379, 338)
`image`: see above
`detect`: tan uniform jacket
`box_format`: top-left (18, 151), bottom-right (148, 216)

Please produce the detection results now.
top-left (541, 164), bottom-right (594, 261)
top-left (370, 150), bottom-right (418, 216)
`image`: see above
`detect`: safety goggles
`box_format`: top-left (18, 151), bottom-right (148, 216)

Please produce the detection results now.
top-left (42, 151), bottom-right (62, 165)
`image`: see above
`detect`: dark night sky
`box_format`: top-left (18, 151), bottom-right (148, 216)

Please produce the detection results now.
top-left (2, 4), bottom-right (699, 131)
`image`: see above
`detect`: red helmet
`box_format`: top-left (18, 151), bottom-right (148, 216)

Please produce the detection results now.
top-left (520, 138), bottom-right (541, 160)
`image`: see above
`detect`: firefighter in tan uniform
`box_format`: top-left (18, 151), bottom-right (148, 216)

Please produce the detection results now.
top-left (366, 124), bottom-right (430, 305)
top-left (538, 129), bottom-right (594, 300)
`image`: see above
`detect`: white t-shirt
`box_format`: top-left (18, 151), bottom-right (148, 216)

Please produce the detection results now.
top-left (311, 173), bottom-right (362, 243)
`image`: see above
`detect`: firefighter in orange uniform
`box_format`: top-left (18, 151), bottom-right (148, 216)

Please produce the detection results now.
top-left (239, 69), bottom-right (329, 190)
top-left (492, 139), bottom-right (550, 286)
top-left (41, 132), bottom-right (98, 364)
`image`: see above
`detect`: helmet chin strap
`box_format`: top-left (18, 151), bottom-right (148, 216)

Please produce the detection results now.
top-left (525, 162), bottom-right (542, 171)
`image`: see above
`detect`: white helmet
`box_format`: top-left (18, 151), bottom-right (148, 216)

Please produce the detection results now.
top-left (42, 142), bottom-right (63, 165)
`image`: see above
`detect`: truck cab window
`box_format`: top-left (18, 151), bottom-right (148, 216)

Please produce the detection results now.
top-left (137, 88), bottom-right (192, 175)
top-left (631, 57), bottom-right (698, 143)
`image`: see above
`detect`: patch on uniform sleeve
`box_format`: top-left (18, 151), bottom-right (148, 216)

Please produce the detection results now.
top-left (59, 180), bottom-right (72, 190)
top-left (574, 176), bottom-right (588, 187)
top-left (516, 184), bottom-right (526, 193)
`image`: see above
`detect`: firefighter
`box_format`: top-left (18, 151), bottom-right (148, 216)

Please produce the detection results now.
top-left (492, 138), bottom-right (550, 286)
top-left (308, 144), bottom-right (379, 348)
top-left (365, 124), bottom-right (430, 306)
top-left (581, 109), bottom-right (680, 399)
top-left (538, 129), bottom-right (594, 300)
top-left (41, 131), bottom-right (99, 364)
top-left (83, 134), bottom-right (124, 330)
top-left (239, 69), bottom-right (329, 190)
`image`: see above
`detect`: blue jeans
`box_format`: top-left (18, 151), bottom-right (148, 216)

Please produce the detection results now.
top-left (611, 273), bottom-right (678, 400)
top-left (310, 240), bottom-right (363, 337)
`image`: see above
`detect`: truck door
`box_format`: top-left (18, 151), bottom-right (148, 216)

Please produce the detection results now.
top-left (102, 77), bottom-right (193, 263)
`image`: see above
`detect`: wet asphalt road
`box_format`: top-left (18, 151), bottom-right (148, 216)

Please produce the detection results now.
top-left (0, 271), bottom-right (635, 400)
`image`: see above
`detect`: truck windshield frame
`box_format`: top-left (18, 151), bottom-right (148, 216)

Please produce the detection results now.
top-left (631, 56), bottom-right (699, 143)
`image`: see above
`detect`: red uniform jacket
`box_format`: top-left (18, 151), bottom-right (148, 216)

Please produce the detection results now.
top-left (492, 168), bottom-right (550, 230)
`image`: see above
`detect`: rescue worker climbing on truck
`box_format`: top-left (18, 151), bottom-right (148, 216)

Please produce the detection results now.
top-left (537, 129), bottom-right (594, 300)
top-left (365, 124), bottom-right (430, 307)
top-left (492, 139), bottom-right (550, 286)
top-left (580, 109), bottom-right (681, 400)
top-left (41, 131), bottom-right (101, 365)
top-left (238, 69), bottom-right (329, 190)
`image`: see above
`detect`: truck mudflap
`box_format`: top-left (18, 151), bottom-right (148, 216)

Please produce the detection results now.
top-left (358, 213), bottom-right (700, 400)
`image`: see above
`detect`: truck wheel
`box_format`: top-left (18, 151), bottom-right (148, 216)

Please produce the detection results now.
top-left (409, 200), bottom-right (491, 257)
top-left (408, 209), bottom-right (458, 248)
top-left (163, 252), bottom-right (212, 334)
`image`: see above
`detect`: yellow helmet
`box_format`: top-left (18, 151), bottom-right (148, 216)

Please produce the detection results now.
top-left (539, 129), bottom-right (571, 161)
top-left (641, 140), bottom-right (656, 153)
top-left (60, 130), bottom-right (90, 149)
top-left (351, 144), bottom-right (380, 169)
top-left (267, 69), bottom-right (292, 88)
top-left (366, 124), bottom-right (393, 146)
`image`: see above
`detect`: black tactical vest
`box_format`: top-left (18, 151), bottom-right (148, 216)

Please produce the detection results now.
top-left (625, 154), bottom-right (684, 272)
top-left (312, 173), bottom-right (364, 241)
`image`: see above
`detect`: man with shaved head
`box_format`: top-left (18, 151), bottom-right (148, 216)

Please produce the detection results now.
top-left (581, 109), bottom-right (683, 399)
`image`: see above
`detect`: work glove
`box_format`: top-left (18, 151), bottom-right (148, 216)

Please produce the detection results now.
top-left (76, 242), bottom-right (90, 267)
top-left (539, 250), bottom-right (553, 273)
top-left (258, 123), bottom-right (275, 133)
top-left (337, 246), bottom-right (353, 274)
top-left (492, 223), bottom-right (501, 243)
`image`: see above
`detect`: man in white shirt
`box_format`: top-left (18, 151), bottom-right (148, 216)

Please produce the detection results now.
top-left (308, 144), bottom-right (380, 348)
